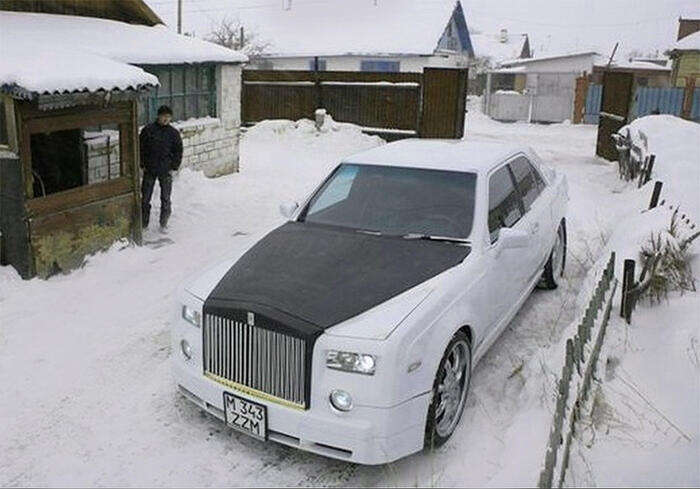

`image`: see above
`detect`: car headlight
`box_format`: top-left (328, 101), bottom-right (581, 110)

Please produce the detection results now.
top-left (326, 350), bottom-right (376, 375)
top-left (181, 304), bottom-right (201, 327)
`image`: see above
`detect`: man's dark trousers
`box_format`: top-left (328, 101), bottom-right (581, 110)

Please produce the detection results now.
top-left (141, 170), bottom-right (172, 228)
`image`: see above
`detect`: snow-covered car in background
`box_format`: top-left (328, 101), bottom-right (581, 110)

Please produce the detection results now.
top-left (172, 139), bottom-right (568, 464)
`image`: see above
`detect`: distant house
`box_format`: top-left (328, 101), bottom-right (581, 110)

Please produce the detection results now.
top-left (669, 18), bottom-right (700, 88)
top-left (470, 29), bottom-right (532, 66)
top-left (244, 0), bottom-right (474, 72)
top-left (0, 0), bottom-right (246, 279)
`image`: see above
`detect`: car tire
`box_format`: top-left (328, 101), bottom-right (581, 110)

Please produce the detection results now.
top-left (540, 219), bottom-right (567, 290)
top-left (424, 331), bottom-right (472, 450)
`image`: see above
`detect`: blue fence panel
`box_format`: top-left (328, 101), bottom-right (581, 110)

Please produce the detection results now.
top-left (584, 83), bottom-right (602, 124)
top-left (632, 87), bottom-right (685, 119)
top-left (691, 88), bottom-right (700, 122)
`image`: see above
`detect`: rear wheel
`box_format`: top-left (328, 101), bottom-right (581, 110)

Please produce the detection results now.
top-left (540, 220), bottom-right (567, 290)
top-left (424, 331), bottom-right (471, 449)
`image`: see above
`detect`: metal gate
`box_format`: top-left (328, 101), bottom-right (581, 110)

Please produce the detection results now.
top-left (595, 71), bottom-right (633, 161)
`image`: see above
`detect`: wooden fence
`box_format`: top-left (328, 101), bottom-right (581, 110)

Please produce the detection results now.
top-left (538, 253), bottom-right (617, 488)
top-left (241, 68), bottom-right (468, 140)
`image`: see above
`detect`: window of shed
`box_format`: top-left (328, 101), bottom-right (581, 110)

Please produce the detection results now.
top-left (140, 64), bottom-right (217, 125)
top-left (30, 124), bottom-right (123, 198)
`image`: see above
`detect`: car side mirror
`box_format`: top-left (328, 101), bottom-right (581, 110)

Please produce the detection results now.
top-left (498, 227), bottom-right (529, 249)
top-left (279, 201), bottom-right (299, 219)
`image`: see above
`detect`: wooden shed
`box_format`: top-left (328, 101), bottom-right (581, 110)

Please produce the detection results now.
top-left (0, 1), bottom-right (247, 279)
top-left (0, 21), bottom-right (159, 278)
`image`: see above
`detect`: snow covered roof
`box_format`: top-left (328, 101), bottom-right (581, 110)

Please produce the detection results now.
top-left (239, 0), bottom-right (460, 58)
top-left (500, 51), bottom-right (598, 67)
top-left (471, 32), bottom-right (528, 64)
top-left (672, 31), bottom-right (700, 51)
top-left (594, 59), bottom-right (671, 71)
top-left (0, 11), bottom-right (247, 97)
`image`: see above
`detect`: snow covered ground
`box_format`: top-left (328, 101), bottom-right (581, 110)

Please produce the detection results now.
top-left (1, 102), bottom-right (696, 487)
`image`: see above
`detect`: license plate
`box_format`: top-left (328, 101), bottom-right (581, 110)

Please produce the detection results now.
top-left (223, 392), bottom-right (267, 441)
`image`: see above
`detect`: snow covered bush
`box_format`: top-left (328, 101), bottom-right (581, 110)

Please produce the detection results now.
top-left (638, 209), bottom-right (699, 303)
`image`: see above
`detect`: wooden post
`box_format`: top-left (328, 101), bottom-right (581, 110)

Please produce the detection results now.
top-left (573, 75), bottom-right (589, 124)
top-left (649, 180), bottom-right (663, 209)
top-left (681, 77), bottom-right (695, 120)
top-left (177, 0), bottom-right (183, 34)
top-left (621, 259), bottom-right (636, 323)
top-left (643, 154), bottom-right (655, 185)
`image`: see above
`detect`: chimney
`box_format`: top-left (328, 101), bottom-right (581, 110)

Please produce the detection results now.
top-left (500, 28), bottom-right (508, 43)
top-left (284, 0), bottom-right (292, 10)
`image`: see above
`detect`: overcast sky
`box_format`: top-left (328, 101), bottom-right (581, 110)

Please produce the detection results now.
top-left (146, 0), bottom-right (700, 58)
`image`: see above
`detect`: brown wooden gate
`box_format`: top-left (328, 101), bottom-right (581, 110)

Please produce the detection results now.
top-left (242, 68), bottom-right (468, 139)
top-left (596, 71), bottom-right (633, 160)
top-left (420, 68), bottom-right (468, 139)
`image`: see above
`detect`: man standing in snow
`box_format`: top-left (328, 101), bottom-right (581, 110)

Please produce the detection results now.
top-left (139, 105), bottom-right (183, 230)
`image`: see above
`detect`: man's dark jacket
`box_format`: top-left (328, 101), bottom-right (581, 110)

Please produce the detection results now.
top-left (139, 122), bottom-right (183, 175)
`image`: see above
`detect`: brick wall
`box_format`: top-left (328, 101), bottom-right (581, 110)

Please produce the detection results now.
top-left (84, 63), bottom-right (242, 181)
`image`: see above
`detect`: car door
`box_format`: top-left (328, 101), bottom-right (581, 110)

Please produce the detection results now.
top-left (479, 163), bottom-right (528, 339)
top-left (508, 155), bottom-right (551, 287)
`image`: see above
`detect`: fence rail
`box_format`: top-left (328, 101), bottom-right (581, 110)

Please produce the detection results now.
top-left (538, 253), bottom-right (617, 488)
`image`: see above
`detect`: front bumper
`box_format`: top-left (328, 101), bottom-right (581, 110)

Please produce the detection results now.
top-left (172, 359), bottom-right (429, 464)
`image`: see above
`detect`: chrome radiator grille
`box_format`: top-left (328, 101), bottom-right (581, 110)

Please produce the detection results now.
top-left (202, 314), bottom-right (307, 409)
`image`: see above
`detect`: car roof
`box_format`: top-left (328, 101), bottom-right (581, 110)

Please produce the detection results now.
top-left (342, 139), bottom-right (527, 173)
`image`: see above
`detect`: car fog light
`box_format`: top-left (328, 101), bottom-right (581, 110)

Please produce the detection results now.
top-left (180, 339), bottom-right (192, 360)
top-left (329, 389), bottom-right (353, 412)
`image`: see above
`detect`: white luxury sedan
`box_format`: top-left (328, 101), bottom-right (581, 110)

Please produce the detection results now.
top-left (172, 139), bottom-right (569, 464)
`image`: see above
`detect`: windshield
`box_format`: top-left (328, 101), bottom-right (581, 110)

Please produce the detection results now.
top-left (301, 164), bottom-right (477, 238)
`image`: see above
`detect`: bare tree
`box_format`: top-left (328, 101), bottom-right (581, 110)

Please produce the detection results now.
top-left (207, 17), bottom-right (270, 59)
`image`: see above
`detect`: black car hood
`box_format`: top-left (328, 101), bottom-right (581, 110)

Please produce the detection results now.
top-left (204, 221), bottom-right (470, 333)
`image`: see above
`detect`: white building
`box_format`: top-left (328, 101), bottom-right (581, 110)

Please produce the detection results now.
top-left (244, 0), bottom-right (474, 73)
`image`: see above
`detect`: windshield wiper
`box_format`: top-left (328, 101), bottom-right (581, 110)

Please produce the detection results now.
top-left (355, 228), bottom-right (382, 236)
top-left (402, 233), bottom-right (471, 245)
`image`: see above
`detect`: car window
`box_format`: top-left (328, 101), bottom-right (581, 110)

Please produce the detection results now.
top-left (509, 156), bottom-right (545, 210)
top-left (303, 164), bottom-right (477, 238)
top-left (306, 164), bottom-right (358, 213)
top-left (488, 165), bottom-right (523, 243)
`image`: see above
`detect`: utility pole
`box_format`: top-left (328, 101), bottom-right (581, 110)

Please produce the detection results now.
top-left (177, 0), bottom-right (183, 34)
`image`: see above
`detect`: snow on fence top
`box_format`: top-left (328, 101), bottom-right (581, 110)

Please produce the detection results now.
top-left (0, 11), bottom-right (247, 96)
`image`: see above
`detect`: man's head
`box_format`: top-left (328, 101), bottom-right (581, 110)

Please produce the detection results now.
top-left (157, 105), bottom-right (173, 126)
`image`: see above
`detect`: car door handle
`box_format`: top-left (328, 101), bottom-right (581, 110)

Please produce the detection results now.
top-left (530, 222), bottom-right (540, 234)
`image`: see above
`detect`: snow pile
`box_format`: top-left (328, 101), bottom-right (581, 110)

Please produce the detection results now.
top-left (621, 115), bottom-right (700, 221)
top-left (0, 11), bottom-right (246, 95)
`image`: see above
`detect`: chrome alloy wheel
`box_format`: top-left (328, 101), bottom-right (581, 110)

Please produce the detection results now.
top-left (434, 339), bottom-right (471, 438)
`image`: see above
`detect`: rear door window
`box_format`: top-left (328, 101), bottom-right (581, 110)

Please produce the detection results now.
top-left (509, 156), bottom-right (545, 210)
top-left (488, 165), bottom-right (524, 243)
